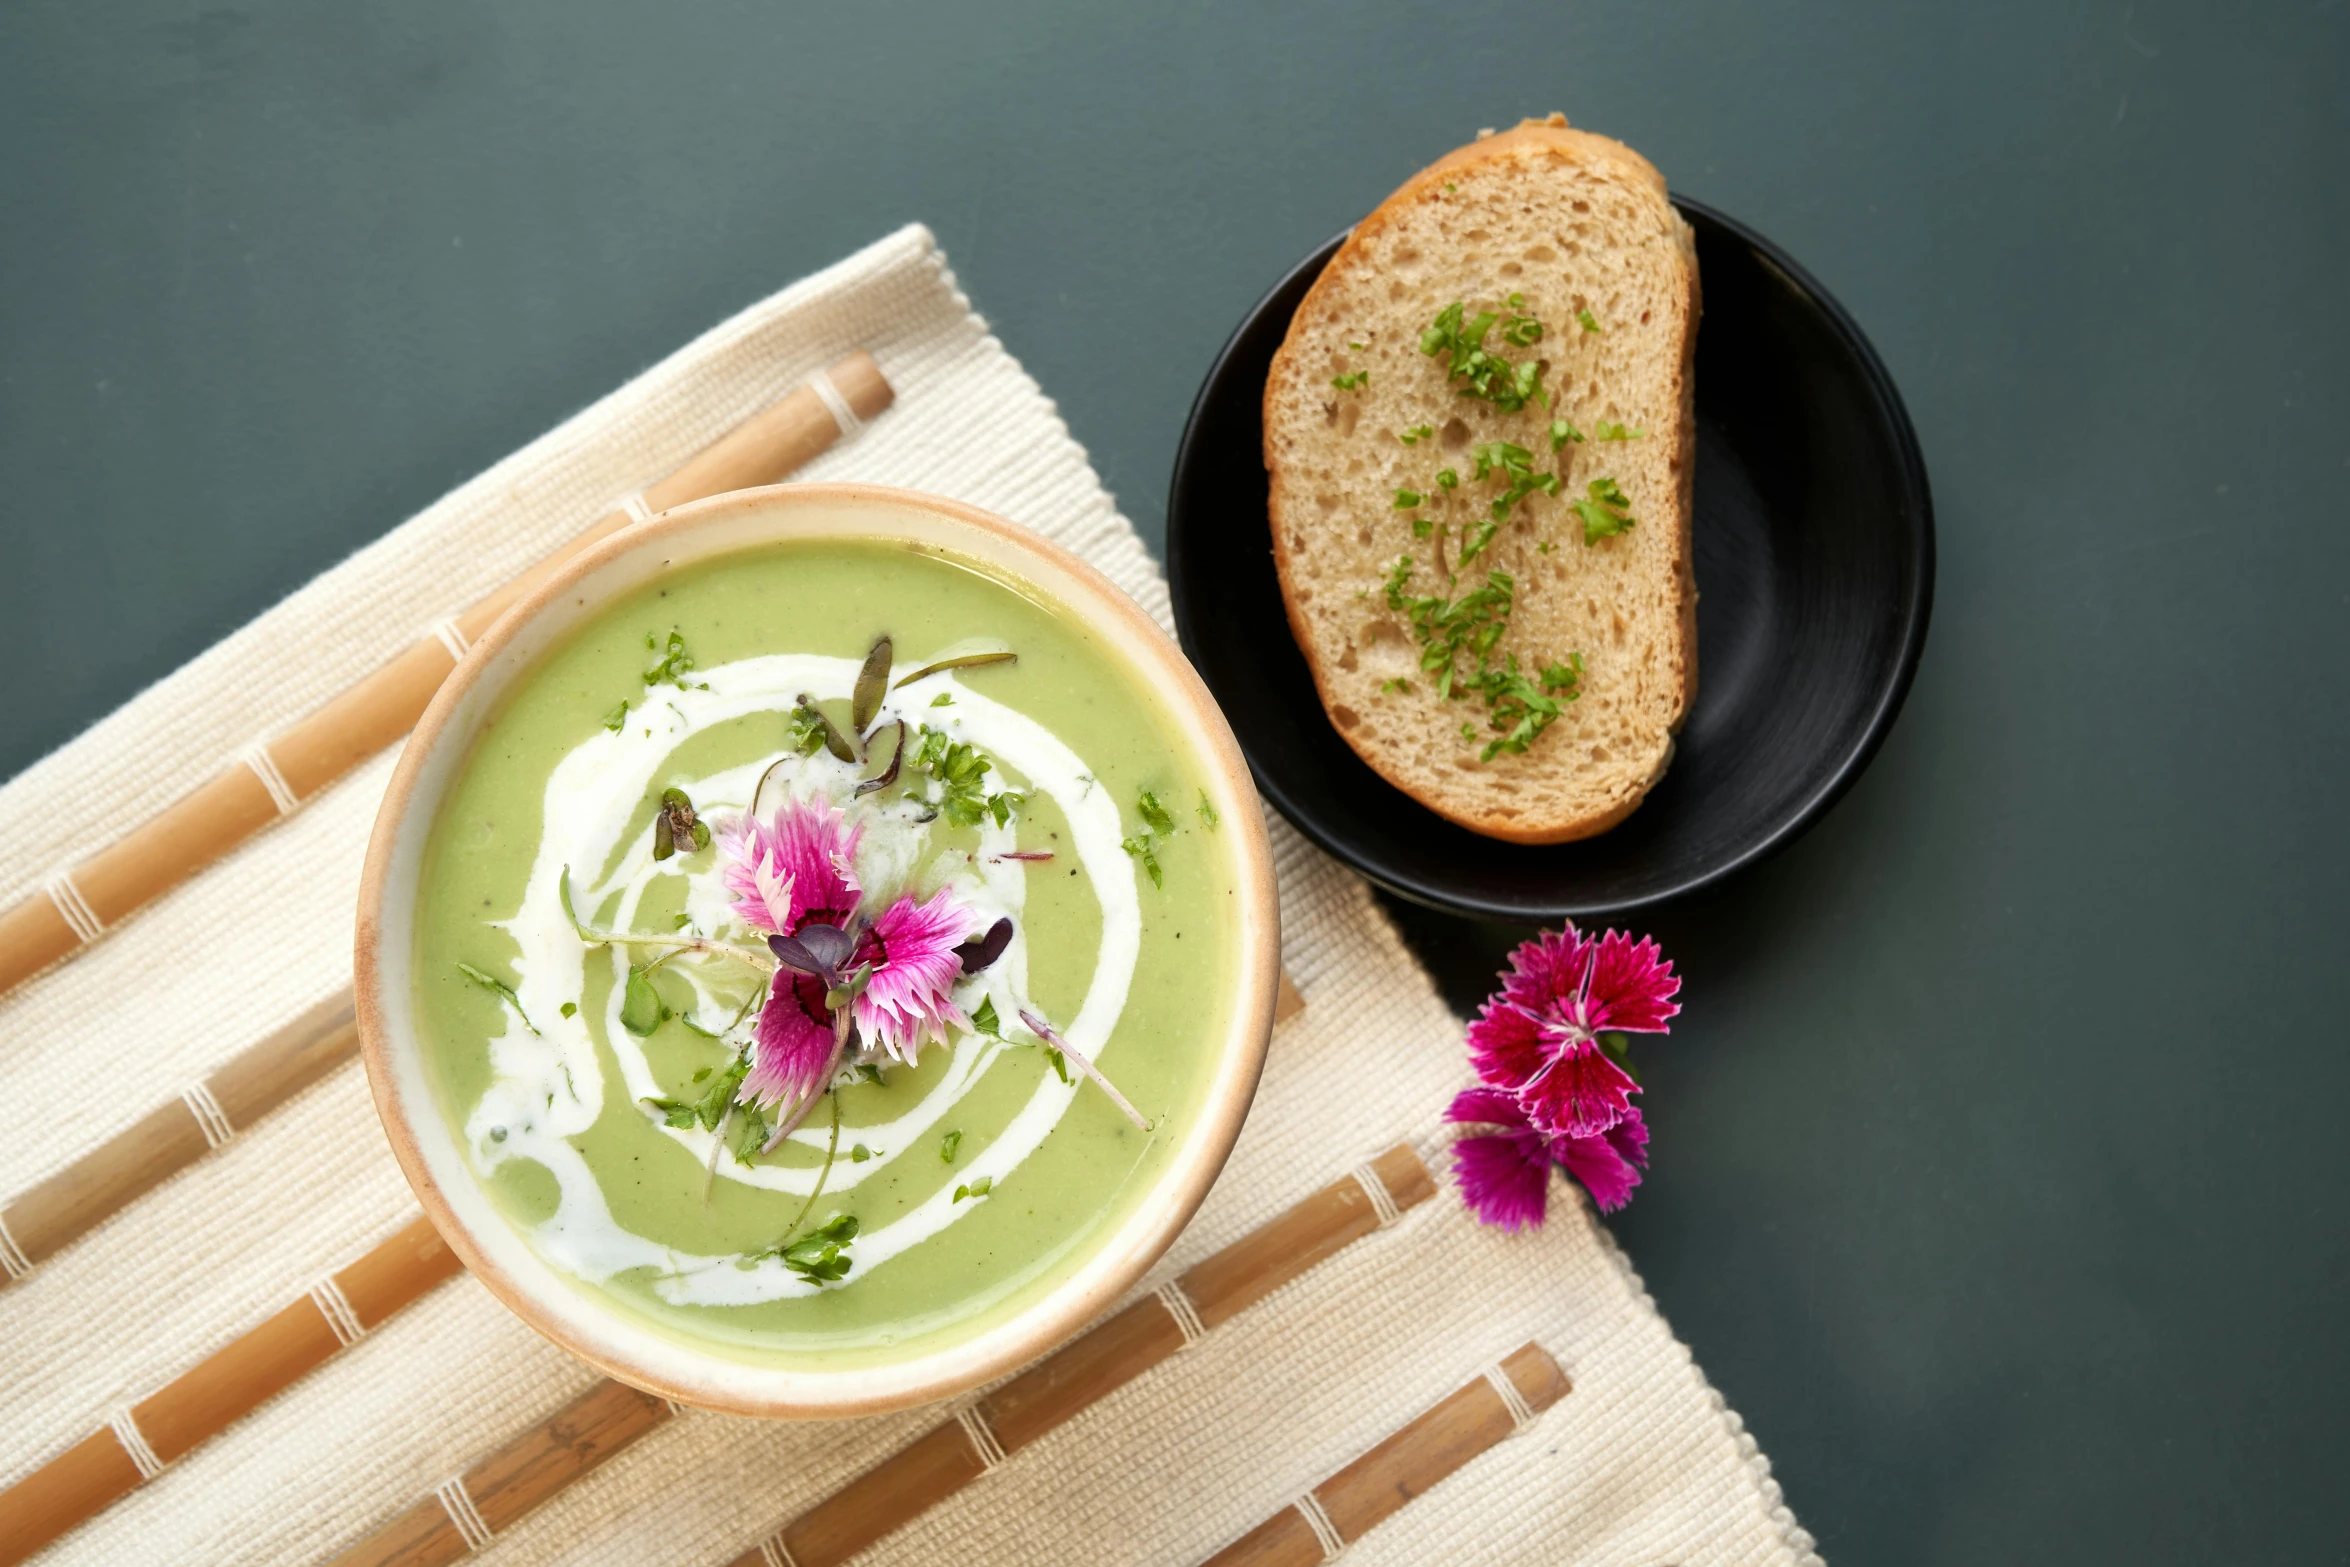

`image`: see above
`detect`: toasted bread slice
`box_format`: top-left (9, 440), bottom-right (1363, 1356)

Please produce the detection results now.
top-left (1264, 115), bottom-right (1699, 844)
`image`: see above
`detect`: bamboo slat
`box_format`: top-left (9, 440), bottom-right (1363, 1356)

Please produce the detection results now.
top-left (0, 1217), bottom-right (460, 1565)
top-left (0, 993), bottom-right (356, 1289)
top-left (0, 351), bottom-right (894, 1000)
top-left (322, 1143), bottom-right (1431, 1567)
top-left (1197, 1341), bottom-right (1571, 1567)
top-left (739, 1142), bottom-right (1437, 1567)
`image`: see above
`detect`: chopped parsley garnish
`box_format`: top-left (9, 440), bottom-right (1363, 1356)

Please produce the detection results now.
top-left (1381, 677), bottom-right (1413, 694)
top-left (953, 1176), bottom-right (993, 1203)
top-left (787, 701), bottom-right (854, 762)
top-left (1347, 341), bottom-right (1367, 351)
top-left (643, 629), bottom-right (704, 690)
top-left (1458, 517), bottom-right (1501, 565)
top-left (1435, 468), bottom-right (1459, 489)
top-left (1411, 517), bottom-right (1434, 539)
top-left (1196, 789), bottom-right (1219, 828)
top-left (1549, 420), bottom-right (1584, 451)
top-left (778, 1214), bottom-right (857, 1283)
top-left (1392, 488), bottom-right (1423, 509)
top-left (1331, 370), bottom-right (1369, 391)
top-left (1470, 440), bottom-right (1563, 524)
top-left (456, 962), bottom-right (540, 1036)
top-left (971, 995), bottom-right (1002, 1036)
top-left (911, 727), bottom-right (1023, 828)
top-left (1382, 557), bottom-right (1583, 758)
top-left (1398, 424), bottom-right (1434, 445)
top-left (1138, 790), bottom-right (1178, 836)
top-left (1573, 477), bottom-right (1636, 543)
top-left (940, 1129), bottom-right (962, 1163)
top-left (1419, 301), bottom-right (1547, 413)
top-left (1122, 833), bottom-right (1163, 888)
top-left (1594, 421), bottom-right (1644, 441)
top-left (602, 701), bottom-right (629, 732)
top-left (1578, 308), bottom-right (1602, 333)
top-left (930, 691), bottom-right (953, 706)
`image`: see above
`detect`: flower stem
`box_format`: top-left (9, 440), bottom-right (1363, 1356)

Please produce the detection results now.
top-left (1018, 1009), bottom-right (1153, 1132)
top-left (774, 1093), bottom-right (843, 1248)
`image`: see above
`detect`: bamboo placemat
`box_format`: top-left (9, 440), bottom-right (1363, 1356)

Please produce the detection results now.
top-left (0, 225), bottom-right (1820, 1566)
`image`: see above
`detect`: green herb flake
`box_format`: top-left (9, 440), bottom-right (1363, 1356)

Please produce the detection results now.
top-left (1435, 468), bottom-right (1459, 490)
top-left (1122, 832), bottom-right (1164, 888)
top-left (456, 962), bottom-right (541, 1037)
top-left (1380, 556), bottom-right (1585, 762)
top-left (560, 1001), bottom-right (578, 1019)
top-left (602, 701), bottom-right (629, 732)
top-left (1573, 477), bottom-right (1636, 543)
top-left (779, 1214), bottom-right (858, 1284)
top-left (1392, 488), bottom-right (1423, 509)
top-left (1348, 341), bottom-right (1367, 352)
top-left (1411, 517), bottom-right (1434, 539)
top-left (643, 629), bottom-right (702, 690)
top-left (1138, 790), bottom-right (1178, 836)
top-left (1578, 308), bottom-right (1602, 333)
top-left (1420, 300), bottom-right (1550, 413)
top-left (1594, 421), bottom-right (1644, 441)
top-left (1398, 424), bottom-right (1434, 446)
top-left (940, 1129), bottom-right (963, 1163)
top-left (1458, 517), bottom-right (1501, 565)
top-left (1331, 370), bottom-right (1369, 391)
top-left (971, 995), bottom-right (1002, 1036)
top-left (1548, 420), bottom-right (1584, 451)
top-left (1196, 789), bottom-right (1219, 829)
top-left (619, 968), bottom-right (666, 1036)
top-left (910, 726), bottom-right (1022, 829)
top-left (851, 1143), bottom-right (871, 1163)
top-left (930, 692), bottom-right (953, 706)
top-left (952, 1175), bottom-right (994, 1203)
top-left (1381, 677), bottom-right (1413, 694)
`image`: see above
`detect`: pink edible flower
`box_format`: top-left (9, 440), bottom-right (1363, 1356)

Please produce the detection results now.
top-left (743, 972), bottom-right (837, 1113)
top-left (1445, 1086), bottom-right (1650, 1224)
top-left (1465, 926), bottom-right (1679, 1140)
top-left (850, 889), bottom-right (983, 1064)
top-left (720, 796), bottom-right (862, 936)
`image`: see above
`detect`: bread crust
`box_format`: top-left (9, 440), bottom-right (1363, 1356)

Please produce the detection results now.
top-left (1263, 116), bottom-right (1700, 844)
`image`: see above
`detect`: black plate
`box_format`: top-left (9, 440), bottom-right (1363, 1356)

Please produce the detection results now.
top-left (1167, 199), bottom-right (1933, 921)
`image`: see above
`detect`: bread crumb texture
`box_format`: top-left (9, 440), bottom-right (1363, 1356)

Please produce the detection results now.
top-left (1264, 119), bottom-right (1699, 843)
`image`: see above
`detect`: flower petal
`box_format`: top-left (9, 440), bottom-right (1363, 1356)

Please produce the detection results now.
top-left (1451, 1129), bottom-right (1554, 1231)
top-left (1584, 930), bottom-right (1681, 1034)
top-left (1515, 1035), bottom-right (1638, 1141)
top-left (1495, 926), bottom-right (1598, 1017)
top-left (1465, 998), bottom-right (1550, 1095)
top-left (718, 816), bottom-right (794, 935)
top-left (770, 796), bottom-right (863, 933)
top-left (1552, 1104), bottom-right (1649, 1212)
top-left (1444, 1085), bottom-right (1533, 1131)
top-left (744, 973), bottom-right (837, 1111)
top-left (851, 889), bottom-right (982, 1064)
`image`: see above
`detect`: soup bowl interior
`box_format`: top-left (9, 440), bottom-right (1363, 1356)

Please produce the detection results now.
top-left (356, 483), bottom-right (1279, 1419)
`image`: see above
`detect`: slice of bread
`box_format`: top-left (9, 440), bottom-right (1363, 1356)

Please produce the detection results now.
top-left (1263, 115), bottom-right (1699, 844)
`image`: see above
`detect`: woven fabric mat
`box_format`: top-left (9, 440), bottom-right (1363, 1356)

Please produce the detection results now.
top-left (0, 227), bottom-right (1820, 1567)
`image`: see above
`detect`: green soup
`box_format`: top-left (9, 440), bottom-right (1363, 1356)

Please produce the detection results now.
top-left (412, 540), bottom-right (1242, 1368)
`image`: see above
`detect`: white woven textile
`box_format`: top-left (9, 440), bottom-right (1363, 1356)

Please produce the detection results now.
top-left (0, 225), bottom-right (1818, 1566)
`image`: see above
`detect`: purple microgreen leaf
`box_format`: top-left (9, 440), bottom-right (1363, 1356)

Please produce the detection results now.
top-left (851, 635), bottom-right (893, 734)
top-left (955, 917), bottom-right (1014, 975)
top-left (852, 718), bottom-right (908, 798)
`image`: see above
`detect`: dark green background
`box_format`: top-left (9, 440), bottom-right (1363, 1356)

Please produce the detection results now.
top-left (5, 2), bottom-right (2344, 1560)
